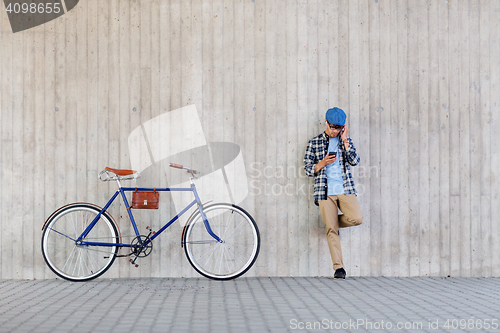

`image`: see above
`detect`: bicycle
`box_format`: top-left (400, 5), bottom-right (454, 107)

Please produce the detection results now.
top-left (41, 163), bottom-right (260, 281)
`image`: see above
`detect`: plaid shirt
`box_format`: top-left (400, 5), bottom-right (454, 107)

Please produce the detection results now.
top-left (303, 131), bottom-right (360, 206)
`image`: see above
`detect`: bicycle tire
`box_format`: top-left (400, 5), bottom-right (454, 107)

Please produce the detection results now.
top-left (183, 203), bottom-right (260, 280)
top-left (41, 203), bottom-right (119, 281)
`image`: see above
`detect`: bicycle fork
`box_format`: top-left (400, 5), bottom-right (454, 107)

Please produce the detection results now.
top-left (192, 184), bottom-right (222, 243)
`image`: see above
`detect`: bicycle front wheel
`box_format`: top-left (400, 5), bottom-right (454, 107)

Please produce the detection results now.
top-left (184, 203), bottom-right (260, 280)
top-left (41, 204), bottom-right (119, 281)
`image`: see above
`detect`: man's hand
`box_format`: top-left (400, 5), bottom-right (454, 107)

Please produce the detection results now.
top-left (340, 125), bottom-right (349, 149)
top-left (323, 154), bottom-right (337, 165)
top-left (340, 125), bottom-right (349, 141)
top-left (314, 154), bottom-right (337, 173)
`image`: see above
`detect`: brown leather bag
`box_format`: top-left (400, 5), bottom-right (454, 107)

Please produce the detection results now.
top-left (130, 189), bottom-right (159, 209)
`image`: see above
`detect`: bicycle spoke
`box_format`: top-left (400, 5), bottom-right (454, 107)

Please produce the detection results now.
top-left (223, 227), bottom-right (250, 240)
top-left (203, 245), bottom-right (218, 269)
top-left (62, 245), bottom-right (78, 272)
top-left (185, 240), bottom-right (218, 245)
top-left (222, 212), bottom-right (236, 237)
top-left (85, 252), bottom-right (92, 274)
top-left (81, 250), bottom-right (90, 275)
top-left (51, 223), bottom-right (72, 240)
top-left (84, 211), bottom-right (90, 229)
top-left (48, 228), bottom-right (76, 242)
top-left (80, 249), bottom-right (87, 276)
top-left (211, 245), bottom-right (221, 274)
top-left (217, 213), bottom-right (223, 239)
top-left (77, 248), bottom-right (85, 277)
top-left (72, 248), bottom-right (80, 277)
top-left (71, 213), bottom-right (79, 239)
top-left (87, 249), bottom-right (100, 274)
top-left (223, 219), bottom-right (245, 240)
top-left (217, 244), bottom-right (225, 274)
top-left (224, 244), bottom-right (246, 266)
top-left (196, 244), bottom-right (217, 259)
top-left (77, 249), bottom-right (84, 277)
top-left (81, 212), bottom-right (87, 237)
top-left (228, 246), bottom-right (236, 272)
top-left (222, 245), bottom-right (233, 274)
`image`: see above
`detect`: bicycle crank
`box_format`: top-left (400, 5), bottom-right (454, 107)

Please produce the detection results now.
top-left (129, 234), bottom-right (153, 266)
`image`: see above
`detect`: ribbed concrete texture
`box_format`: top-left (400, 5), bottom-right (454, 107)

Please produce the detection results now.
top-left (0, 0), bottom-right (499, 279)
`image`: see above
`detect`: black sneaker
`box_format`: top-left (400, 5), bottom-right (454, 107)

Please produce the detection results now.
top-left (334, 267), bottom-right (346, 279)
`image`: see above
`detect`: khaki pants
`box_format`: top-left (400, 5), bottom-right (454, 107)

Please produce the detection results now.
top-left (319, 194), bottom-right (363, 270)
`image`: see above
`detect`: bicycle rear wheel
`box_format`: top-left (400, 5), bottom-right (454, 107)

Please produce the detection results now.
top-left (183, 203), bottom-right (260, 280)
top-left (41, 204), bottom-right (119, 281)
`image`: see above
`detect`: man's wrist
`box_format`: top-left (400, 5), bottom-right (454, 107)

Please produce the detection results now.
top-left (315, 161), bottom-right (325, 173)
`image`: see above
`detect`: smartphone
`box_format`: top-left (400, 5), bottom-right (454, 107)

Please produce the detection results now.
top-left (328, 152), bottom-right (337, 157)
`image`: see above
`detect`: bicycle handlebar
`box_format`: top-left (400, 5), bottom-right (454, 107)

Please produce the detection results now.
top-left (169, 163), bottom-right (183, 169)
top-left (169, 163), bottom-right (200, 179)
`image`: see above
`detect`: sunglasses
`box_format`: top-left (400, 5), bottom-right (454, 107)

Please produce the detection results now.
top-left (327, 123), bottom-right (344, 130)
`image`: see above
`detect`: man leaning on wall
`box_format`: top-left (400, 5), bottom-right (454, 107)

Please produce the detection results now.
top-left (303, 107), bottom-right (363, 279)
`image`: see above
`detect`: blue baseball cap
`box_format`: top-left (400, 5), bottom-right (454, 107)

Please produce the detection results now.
top-left (325, 107), bottom-right (346, 126)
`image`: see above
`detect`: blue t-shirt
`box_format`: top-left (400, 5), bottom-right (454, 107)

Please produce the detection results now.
top-left (326, 136), bottom-right (345, 196)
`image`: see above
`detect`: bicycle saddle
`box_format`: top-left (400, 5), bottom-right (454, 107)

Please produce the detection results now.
top-left (105, 167), bottom-right (137, 176)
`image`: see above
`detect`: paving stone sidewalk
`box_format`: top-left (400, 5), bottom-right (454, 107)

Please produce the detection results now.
top-left (0, 277), bottom-right (499, 333)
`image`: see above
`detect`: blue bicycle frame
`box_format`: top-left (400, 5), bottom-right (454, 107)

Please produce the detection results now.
top-left (75, 183), bottom-right (222, 248)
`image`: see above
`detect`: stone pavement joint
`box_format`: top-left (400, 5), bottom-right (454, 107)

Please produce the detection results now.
top-left (0, 277), bottom-right (499, 333)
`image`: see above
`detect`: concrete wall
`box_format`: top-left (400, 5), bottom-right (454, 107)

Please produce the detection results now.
top-left (1, 0), bottom-right (499, 279)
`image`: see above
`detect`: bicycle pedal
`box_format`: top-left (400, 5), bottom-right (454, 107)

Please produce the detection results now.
top-left (146, 226), bottom-right (150, 230)
top-left (134, 264), bottom-right (139, 268)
